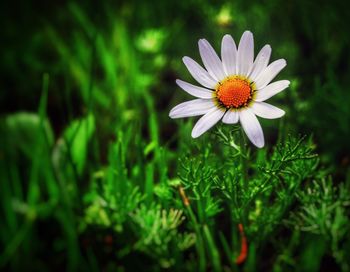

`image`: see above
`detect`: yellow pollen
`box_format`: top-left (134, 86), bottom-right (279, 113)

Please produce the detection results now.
top-left (216, 77), bottom-right (252, 108)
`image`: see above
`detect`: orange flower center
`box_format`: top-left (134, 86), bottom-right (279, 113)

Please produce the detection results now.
top-left (216, 77), bottom-right (252, 108)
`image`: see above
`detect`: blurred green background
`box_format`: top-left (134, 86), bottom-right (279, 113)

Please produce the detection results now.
top-left (1, 0), bottom-right (350, 271)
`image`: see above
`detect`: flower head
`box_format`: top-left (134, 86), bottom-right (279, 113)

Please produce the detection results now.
top-left (169, 31), bottom-right (289, 148)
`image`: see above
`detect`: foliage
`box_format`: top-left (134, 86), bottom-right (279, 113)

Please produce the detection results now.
top-left (1, 1), bottom-right (350, 271)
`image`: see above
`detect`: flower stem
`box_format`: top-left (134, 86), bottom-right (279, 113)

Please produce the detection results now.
top-left (239, 128), bottom-right (248, 190)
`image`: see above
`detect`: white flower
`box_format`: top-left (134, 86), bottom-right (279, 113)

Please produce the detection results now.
top-left (169, 31), bottom-right (289, 148)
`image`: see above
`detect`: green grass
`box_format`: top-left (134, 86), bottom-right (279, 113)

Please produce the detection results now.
top-left (1, 1), bottom-right (350, 271)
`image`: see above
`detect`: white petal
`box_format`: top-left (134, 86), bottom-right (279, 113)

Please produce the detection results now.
top-left (182, 57), bottom-right (217, 89)
top-left (222, 110), bottom-right (239, 124)
top-left (255, 80), bottom-right (290, 102)
top-left (198, 39), bottom-right (226, 81)
top-left (237, 31), bottom-right (254, 76)
top-left (255, 59), bottom-right (287, 89)
top-left (221, 34), bottom-right (237, 76)
top-left (169, 99), bottom-right (215, 119)
top-left (191, 108), bottom-right (224, 138)
top-left (239, 109), bottom-right (264, 148)
top-left (249, 44), bottom-right (271, 81)
top-left (176, 79), bottom-right (213, 99)
top-left (251, 102), bottom-right (285, 119)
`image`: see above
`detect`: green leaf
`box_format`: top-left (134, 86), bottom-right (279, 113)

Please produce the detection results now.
top-left (3, 112), bottom-right (54, 158)
top-left (63, 114), bottom-right (95, 175)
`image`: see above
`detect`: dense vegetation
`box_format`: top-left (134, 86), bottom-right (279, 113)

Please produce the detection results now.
top-left (1, 1), bottom-right (350, 271)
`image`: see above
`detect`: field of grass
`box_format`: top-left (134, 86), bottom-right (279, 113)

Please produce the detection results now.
top-left (1, 1), bottom-right (350, 271)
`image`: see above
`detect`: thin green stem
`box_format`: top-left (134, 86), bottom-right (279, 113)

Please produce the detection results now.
top-left (186, 206), bottom-right (206, 272)
top-left (203, 224), bottom-right (221, 272)
top-left (239, 128), bottom-right (248, 190)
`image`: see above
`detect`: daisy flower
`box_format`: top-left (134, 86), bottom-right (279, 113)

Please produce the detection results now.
top-left (169, 31), bottom-right (289, 148)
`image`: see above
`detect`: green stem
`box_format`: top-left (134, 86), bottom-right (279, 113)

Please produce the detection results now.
top-left (186, 206), bottom-right (206, 272)
top-left (203, 224), bottom-right (221, 272)
top-left (239, 128), bottom-right (248, 190)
